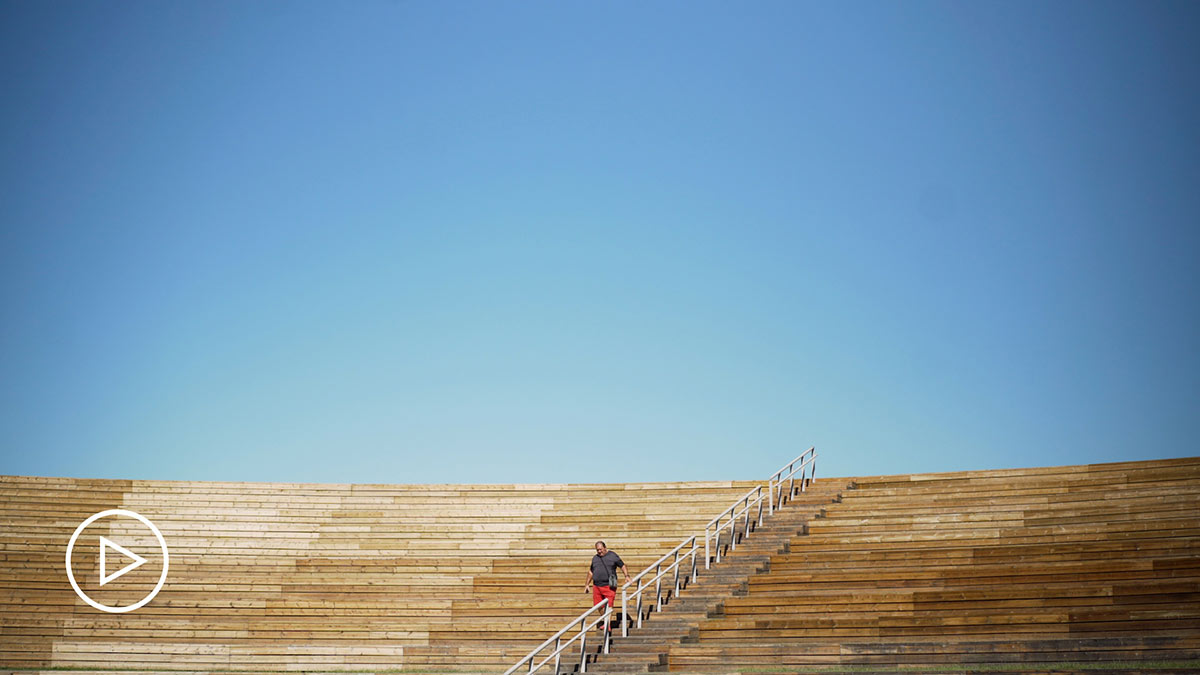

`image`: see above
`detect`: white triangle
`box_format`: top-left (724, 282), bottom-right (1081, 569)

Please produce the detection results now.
top-left (99, 536), bottom-right (148, 587)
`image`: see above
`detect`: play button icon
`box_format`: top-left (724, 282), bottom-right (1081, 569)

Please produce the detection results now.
top-left (66, 509), bottom-right (169, 613)
top-left (99, 536), bottom-right (148, 586)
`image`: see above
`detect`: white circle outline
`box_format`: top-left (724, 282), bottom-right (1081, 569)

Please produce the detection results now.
top-left (65, 509), bottom-right (169, 613)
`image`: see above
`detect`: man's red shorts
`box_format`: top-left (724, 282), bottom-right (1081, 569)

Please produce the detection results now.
top-left (592, 583), bottom-right (616, 610)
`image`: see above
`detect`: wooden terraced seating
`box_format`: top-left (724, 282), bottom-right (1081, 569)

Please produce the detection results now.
top-left (666, 457), bottom-right (1200, 672)
top-left (0, 475), bottom-right (762, 672)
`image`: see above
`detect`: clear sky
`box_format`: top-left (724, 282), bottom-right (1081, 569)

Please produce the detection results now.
top-left (1, 1), bottom-right (1197, 485)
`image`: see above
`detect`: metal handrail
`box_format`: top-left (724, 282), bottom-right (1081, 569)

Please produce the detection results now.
top-left (768, 447), bottom-right (816, 483)
top-left (769, 449), bottom-right (817, 511)
top-left (624, 535), bottom-right (696, 588)
top-left (502, 449), bottom-right (819, 673)
top-left (503, 598), bottom-right (613, 675)
top-left (776, 453), bottom-right (815, 487)
top-left (619, 535), bottom-right (699, 637)
top-left (704, 485), bottom-right (764, 529)
top-left (704, 485), bottom-right (766, 568)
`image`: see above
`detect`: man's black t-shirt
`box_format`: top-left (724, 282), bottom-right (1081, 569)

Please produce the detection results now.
top-left (590, 551), bottom-right (624, 588)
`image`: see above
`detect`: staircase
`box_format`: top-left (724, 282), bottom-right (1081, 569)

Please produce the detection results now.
top-left (587, 480), bottom-right (849, 673)
top-left (665, 457), bottom-right (1200, 673)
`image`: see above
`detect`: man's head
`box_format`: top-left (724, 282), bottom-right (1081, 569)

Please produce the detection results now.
top-left (595, 541), bottom-right (607, 556)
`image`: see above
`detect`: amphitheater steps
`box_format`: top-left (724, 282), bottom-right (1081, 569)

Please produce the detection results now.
top-left (4, 662), bottom-right (1195, 667)
top-left (663, 457), bottom-right (1200, 673)
top-left (586, 482), bottom-right (850, 674)
top-left (7, 459), bottom-right (1192, 673)
top-left (0, 476), bottom-right (770, 671)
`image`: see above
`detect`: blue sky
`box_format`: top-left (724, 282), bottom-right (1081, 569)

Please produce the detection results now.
top-left (1, 1), bottom-right (1197, 485)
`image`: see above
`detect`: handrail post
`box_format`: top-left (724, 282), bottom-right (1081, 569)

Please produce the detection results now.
top-left (789, 461), bottom-right (796, 502)
top-left (603, 601), bottom-right (612, 654)
top-left (672, 549), bottom-right (681, 596)
top-left (621, 588), bottom-right (628, 638)
top-left (660, 563), bottom-right (667, 609)
top-left (726, 512), bottom-right (733, 554)
top-left (691, 537), bottom-right (699, 583)
top-left (576, 619), bottom-right (585, 672)
top-left (704, 526), bottom-right (711, 569)
top-left (715, 522), bottom-right (723, 563)
top-left (727, 513), bottom-right (733, 550)
top-left (636, 578), bottom-right (644, 629)
top-left (552, 637), bottom-right (561, 675)
top-left (767, 477), bottom-right (774, 515)
top-left (743, 495), bottom-right (751, 538)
